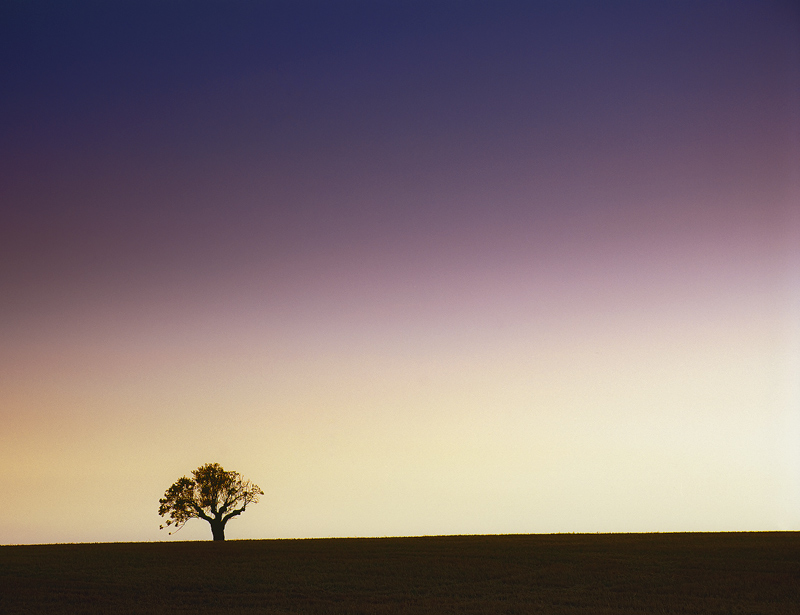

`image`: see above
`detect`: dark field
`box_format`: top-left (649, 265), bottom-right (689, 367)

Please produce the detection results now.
top-left (1, 533), bottom-right (798, 614)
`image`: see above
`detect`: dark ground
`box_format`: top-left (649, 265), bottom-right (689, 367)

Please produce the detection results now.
top-left (1, 532), bottom-right (798, 614)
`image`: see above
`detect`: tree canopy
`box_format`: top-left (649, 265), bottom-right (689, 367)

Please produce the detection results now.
top-left (158, 463), bottom-right (263, 541)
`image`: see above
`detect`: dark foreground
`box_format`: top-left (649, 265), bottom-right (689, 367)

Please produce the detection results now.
top-left (1, 533), bottom-right (798, 614)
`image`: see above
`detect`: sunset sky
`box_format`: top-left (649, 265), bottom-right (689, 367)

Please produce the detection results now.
top-left (2, 0), bottom-right (799, 544)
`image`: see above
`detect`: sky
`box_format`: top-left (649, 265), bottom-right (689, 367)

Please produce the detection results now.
top-left (1, 0), bottom-right (799, 544)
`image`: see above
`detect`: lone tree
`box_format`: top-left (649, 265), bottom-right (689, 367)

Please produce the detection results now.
top-left (159, 463), bottom-right (263, 541)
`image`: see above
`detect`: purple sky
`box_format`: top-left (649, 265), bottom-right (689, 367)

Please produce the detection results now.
top-left (1, 0), bottom-right (799, 543)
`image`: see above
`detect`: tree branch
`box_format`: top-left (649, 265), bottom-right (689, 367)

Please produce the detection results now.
top-left (222, 505), bottom-right (246, 525)
top-left (193, 503), bottom-right (212, 522)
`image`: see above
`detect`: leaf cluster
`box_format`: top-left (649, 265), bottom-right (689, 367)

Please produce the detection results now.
top-left (158, 463), bottom-right (263, 534)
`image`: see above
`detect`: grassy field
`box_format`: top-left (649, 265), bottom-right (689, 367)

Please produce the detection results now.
top-left (1, 532), bottom-right (798, 614)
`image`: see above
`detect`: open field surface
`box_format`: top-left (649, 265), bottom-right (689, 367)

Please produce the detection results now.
top-left (1, 533), bottom-right (798, 614)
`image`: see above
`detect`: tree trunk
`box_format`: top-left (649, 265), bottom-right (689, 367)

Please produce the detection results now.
top-left (210, 520), bottom-right (226, 541)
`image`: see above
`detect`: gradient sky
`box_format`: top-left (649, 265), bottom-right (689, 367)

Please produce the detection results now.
top-left (2, 0), bottom-right (799, 544)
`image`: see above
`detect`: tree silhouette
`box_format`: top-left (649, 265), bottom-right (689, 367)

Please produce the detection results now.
top-left (158, 463), bottom-right (263, 541)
